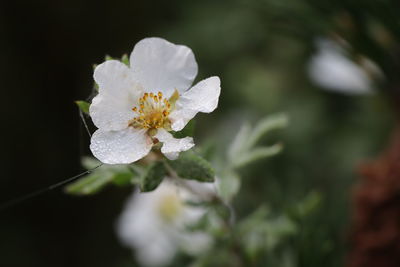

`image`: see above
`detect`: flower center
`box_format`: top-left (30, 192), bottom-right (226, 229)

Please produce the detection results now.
top-left (158, 193), bottom-right (183, 222)
top-left (129, 92), bottom-right (172, 130)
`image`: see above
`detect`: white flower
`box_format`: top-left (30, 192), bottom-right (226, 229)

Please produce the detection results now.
top-left (117, 179), bottom-right (215, 267)
top-left (308, 38), bottom-right (376, 95)
top-left (89, 38), bottom-right (221, 164)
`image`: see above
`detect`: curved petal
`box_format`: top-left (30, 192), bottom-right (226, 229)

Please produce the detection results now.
top-left (130, 37), bottom-right (198, 97)
top-left (155, 129), bottom-right (194, 160)
top-left (89, 94), bottom-right (134, 131)
top-left (308, 39), bottom-right (373, 95)
top-left (92, 60), bottom-right (144, 131)
top-left (94, 60), bottom-right (142, 97)
top-left (90, 128), bottom-right (152, 164)
top-left (169, 76), bottom-right (221, 131)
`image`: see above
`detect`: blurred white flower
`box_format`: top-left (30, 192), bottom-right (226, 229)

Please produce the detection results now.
top-left (308, 38), bottom-right (377, 95)
top-left (90, 37), bottom-right (221, 164)
top-left (117, 179), bottom-right (214, 267)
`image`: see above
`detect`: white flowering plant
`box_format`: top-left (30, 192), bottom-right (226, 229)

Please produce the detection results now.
top-left (68, 38), bottom-right (301, 267)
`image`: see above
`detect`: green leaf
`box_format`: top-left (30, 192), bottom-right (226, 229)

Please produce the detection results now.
top-left (294, 191), bottom-right (322, 218)
top-left (65, 170), bottom-right (135, 195)
top-left (232, 143), bottom-right (283, 169)
top-left (65, 173), bottom-right (113, 195)
top-left (218, 170), bottom-right (241, 201)
top-left (227, 114), bottom-right (288, 163)
top-left (112, 172), bottom-right (133, 186)
top-left (168, 152), bottom-right (215, 182)
top-left (121, 54), bottom-right (129, 65)
top-left (105, 54), bottom-right (114, 61)
top-left (65, 157), bottom-right (138, 195)
top-left (140, 161), bottom-right (167, 192)
top-left (227, 122), bottom-right (251, 160)
top-left (75, 100), bottom-right (90, 114)
top-left (245, 113), bottom-right (288, 150)
top-left (172, 120), bottom-right (196, 138)
top-left (237, 206), bottom-right (297, 259)
top-left (82, 157), bottom-right (101, 169)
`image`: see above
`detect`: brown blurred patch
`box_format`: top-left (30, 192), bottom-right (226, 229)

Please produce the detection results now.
top-left (348, 129), bottom-right (400, 267)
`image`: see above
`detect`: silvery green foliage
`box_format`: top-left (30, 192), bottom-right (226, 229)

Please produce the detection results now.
top-left (217, 113), bottom-right (288, 202)
top-left (179, 114), bottom-right (310, 267)
top-left (65, 157), bottom-right (136, 195)
top-left (228, 113), bottom-right (288, 168)
top-left (70, 105), bottom-right (305, 267)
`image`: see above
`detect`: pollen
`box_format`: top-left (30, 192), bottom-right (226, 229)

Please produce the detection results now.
top-left (129, 91), bottom-right (173, 130)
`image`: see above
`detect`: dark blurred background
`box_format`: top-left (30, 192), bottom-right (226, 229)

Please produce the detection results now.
top-left (0, 0), bottom-right (398, 266)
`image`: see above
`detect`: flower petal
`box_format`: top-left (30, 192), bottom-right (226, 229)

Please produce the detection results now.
top-left (94, 60), bottom-right (142, 99)
top-left (89, 94), bottom-right (134, 131)
top-left (308, 38), bottom-right (374, 95)
top-left (91, 60), bottom-right (144, 131)
top-left (169, 76), bottom-right (221, 131)
top-left (130, 37), bottom-right (198, 97)
top-left (90, 128), bottom-right (152, 164)
top-left (155, 129), bottom-right (194, 160)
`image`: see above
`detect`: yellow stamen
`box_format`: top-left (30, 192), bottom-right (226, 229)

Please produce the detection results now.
top-left (129, 91), bottom-right (176, 130)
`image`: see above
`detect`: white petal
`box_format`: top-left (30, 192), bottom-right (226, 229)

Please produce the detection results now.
top-left (130, 37), bottom-right (198, 97)
top-left (170, 76), bottom-right (221, 131)
top-left (178, 179), bottom-right (217, 202)
top-left (136, 238), bottom-right (176, 267)
top-left (179, 232), bottom-right (213, 255)
top-left (117, 181), bottom-right (209, 266)
top-left (308, 38), bottom-right (374, 95)
top-left (117, 188), bottom-right (177, 267)
top-left (155, 129), bottom-right (194, 160)
top-left (91, 60), bottom-right (144, 131)
top-left (89, 94), bottom-right (134, 131)
top-left (90, 128), bottom-right (152, 164)
top-left (94, 60), bottom-right (142, 99)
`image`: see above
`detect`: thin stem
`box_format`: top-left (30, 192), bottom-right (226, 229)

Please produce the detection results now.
top-left (0, 164), bottom-right (103, 212)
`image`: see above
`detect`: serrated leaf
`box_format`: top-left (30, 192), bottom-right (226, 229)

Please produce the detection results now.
top-left (169, 152), bottom-right (215, 182)
top-left (140, 161), bottom-right (167, 192)
top-left (75, 100), bottom-right (90, 114)
top-left (172, 120), bottom-right (196, 138)
top-left (65, 173), bottom-right (113, 195)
